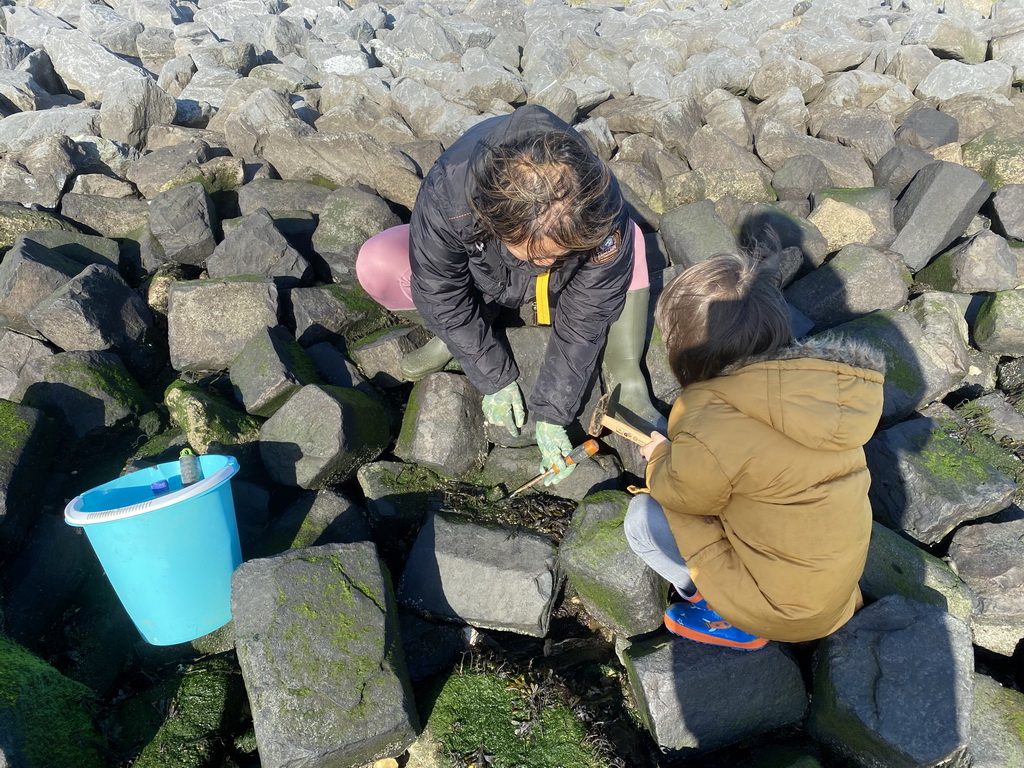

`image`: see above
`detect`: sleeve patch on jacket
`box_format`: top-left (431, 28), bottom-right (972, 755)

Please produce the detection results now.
top-left (591, 231), bottom-right (621, 264)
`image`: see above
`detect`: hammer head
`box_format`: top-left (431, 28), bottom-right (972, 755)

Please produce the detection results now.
top-left (587, 392), bottom-right (612, 437)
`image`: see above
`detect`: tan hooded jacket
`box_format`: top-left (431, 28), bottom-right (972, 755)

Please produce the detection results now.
top-left (646, 337), bottom-right (885, 643)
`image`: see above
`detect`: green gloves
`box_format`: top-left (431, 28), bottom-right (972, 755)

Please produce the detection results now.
top-left (536, 421), bottom-right (574, 486)
top-left (481, 381), bottom-right (526, 436)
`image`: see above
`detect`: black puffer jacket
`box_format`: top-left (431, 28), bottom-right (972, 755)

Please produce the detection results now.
top-left (409, 105), bottom-right (635, 426)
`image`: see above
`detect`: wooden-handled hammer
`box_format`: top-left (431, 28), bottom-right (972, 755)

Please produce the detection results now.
top-left (587, 392), bottom-right (654, 446)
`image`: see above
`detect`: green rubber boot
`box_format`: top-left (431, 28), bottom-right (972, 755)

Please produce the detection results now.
top-left (393, 309), bottom-right (454, 382)
top-left (602, 287), bottom-right (667, 432)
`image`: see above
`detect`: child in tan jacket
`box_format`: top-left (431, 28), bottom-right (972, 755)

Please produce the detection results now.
top-left (625, 251), bottom-right (885, 649)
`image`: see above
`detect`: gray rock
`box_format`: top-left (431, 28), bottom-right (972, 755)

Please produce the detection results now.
top-left (304, 342), bottom-right (372, 391)
top-left (77, 2), bottom-right (143, 59)
top-left (390, 77), bottom-right (481, 146)
top-left (394, 372), bottom-right (487, 479)
top-left (136, 25), bottom-right (178, 74)
top-left (0, 106), bottom-right (99, 156)
top-left (207, 208), bottom-right (312, 288)
top-left (0, 237), bottom-right (81, 334)
top-left (816, 110), bottom-right (896, 167)
top-left (398, 511), bottom-right (562, 638)
top-left (622, 636), bottom-right (807, 755)
top-left (286, 283), bottom-right (392, 349)
top-left (754, 86), bottom-right (810, 134)
top-left (235, 178), bottom-right (331, 217)
top-left (915, 231), bottom-right (1018, 294)
top-left (866, 416), bottom-right (1016, 546)
top-left (0, 69), bottom-right (51, 112)
top-left (964, 392), bottom-right (1024, 446)
top-left (98, 75), bottom-right (177, 150)
top-left (231, 542), bottom-right (418, 768)
top-left (0, 399), bottom-right (55, 548)
top-left (772, 155), bottom-right (833, 202)
top-left (254, 489), bottom-right (371, 559)
top-left (974, 290), bottom-right (1024, 357)
top-left (58, 193), bottom-right (150, 240)
top-left (884, 44), bottom-right (942, 92)
top-left (872, 146), bottom-right (936, 201)
top-left (807, 187), bottom-right (896, 253)
top-left (311, 188), bottom-right (402, 278)
top-left (808, 595), bottom-right (974, 768)
top-left (670, 47), bottom-right (755, 102)
top-left (0, 330), bottom-right (52, 400)
top-left (230, 325), bottom-right (321, 418)
top-left (259, 384), bottom-right (389, 489)
top-left (356, 460), bottom-right (443, 538)
top-left (70, 174), bottom-right (137, 199)
top-left (903, 13), bottom-right (988, 65)
top-left (784, 244), bottom-right (909, 330)
top-left (70, 134), bottom-right (141, 179)
top-left (527, 450), bottom-right (621, 503)
top-left (157, 54), bottom-right (196, 98)
top-left (990, 183), bottom-right (1024, 240)
top-left (27, 264), bottom-right (155, 370)
top-left (15, 349), bottom-right (158, 445)
top-left (659, 199), bottom-right (737, 270)
top-left (737, 202), bottom-right (830, 279)
top-left (125, 137), bottom-right (222, 199)
top-left (348, 325), bottom-right (430, 390)
top-left (827, 310), bottom-right (955, 427)
top-left (42, 28), bottom-right (150, 102)
top-left (890, 161), bottom-right (992, 272)
top-left (686, 124), bottom-right (772, 185)
top-left (947, 516), bottom-right (1024, 656)
top-left (559, 491), bottom-right (663, 638)
top-left (2, 6), bottom-right (72, 50)
top-left (148, 182), bottom-right (217, 267)
top-left (748, 53), bottom-right (824, 104)
top-left (968, 673), bottom-right (1024, 768)
top-left (905, 292), bottom-right (971, 385)
top-left (167, 278), bottom-right (279, 371)
top-left (860, 521), bottom-right (975, 624)
top-left (754, 117), bottom-right (874, 188)
top-left (590, 96), bottom-right (701, 155)
top-left (895, 108), bottom-right (959, 152)
top-left (915, 60), bottom-right (1013, 101)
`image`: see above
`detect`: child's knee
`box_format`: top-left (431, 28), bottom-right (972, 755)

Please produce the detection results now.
top-left (624, 493), bottom-right (659, 549)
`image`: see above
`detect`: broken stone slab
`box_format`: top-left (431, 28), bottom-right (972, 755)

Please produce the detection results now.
top-left (167, 278), bottom-right (279, 372)
top-left (311, 188), bottom-right (403, 278)
top-left (784, 244), bottom-right (909, 331)
top-left (286, 282), bottom-right (392, 348)
top-left (947, 515), bottom-right (1024, 656)
top-left (0, 236), bottom-right (82, 334)
top-left (889, 160), bottom-right (992, 272)
top-left (347, 325), bottom-right (430, 390)
top-left (968, 673), bottom-right (1024, 768)
top-left (0, 330), bottom-right (52, 400)
top-left (816, 111), bottom-right (896, 167)
top-left (905, 292), bottom-right (971, 386)
top-left (14, 349), bottom-right (160, 448)
top-left (259, 384), bottom-right (390, 489)
top-left (807, 187), bottom-right (896, 253)
top-left (0, 399), bottom-right (55, 550)
top-left (252, 488), bottom-right (372, 560)
top-left (808, 595), bottom-right (974, 768)
top-left (232, 542), bottom-right (419, 768)
top-left (163, 380), bottom-right (262, 459)
top-left (621, 635), bottom-right (807, 756)
top-left (990, 183), bottom-right (1024, 240)
top-left (148, 182), bottom-right (218, 267)
top-left (914, 230), bottom-right (1018, 294)
top-left (229, 324), bottom-right (321, 418)
top-left (559, 491), bottom-right (664, 638)
top-left (58, 193), bottom-right (151, 240)
top-left (827, 310), bottom-right (956, 428)
top-left (394, 372), bottom-right (488, 480)
top-left (398, 511), bottom-right (562, 638)
top-left (974, 289), bottom-right (1024, 357)
top-left (865, 416), bottom-right (1017, 546)
top-left (207, 207), bottom-right (313, 288)
top-left (657, 199), bottom-right (737, 270)
top-left (860, 521), bottom-right (975, 624)
top-left (70, 134), bottom-right (141, 180)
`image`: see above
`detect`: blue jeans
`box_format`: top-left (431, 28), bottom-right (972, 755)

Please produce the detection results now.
top-left (624, 493), bottom-right (695, 595)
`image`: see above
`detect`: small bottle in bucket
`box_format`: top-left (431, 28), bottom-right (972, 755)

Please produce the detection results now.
top-left (179, 448), bottom-right (203, 486)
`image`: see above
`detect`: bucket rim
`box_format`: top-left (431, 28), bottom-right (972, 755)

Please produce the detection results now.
top-left (64, 456), bottom-right (239, 526)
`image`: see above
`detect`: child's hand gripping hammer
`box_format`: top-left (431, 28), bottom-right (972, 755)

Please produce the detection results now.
top-left (507, 439), bottom-right (600, 498)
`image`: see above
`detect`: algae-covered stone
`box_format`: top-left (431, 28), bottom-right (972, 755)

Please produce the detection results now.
top-left (559, 491), bottom-right (664, 638)
top-left (131, 656), bottom-right (247, 768)
top-left (252, 488), bottom-right (371, 559)
top-left (394, 372), bottom-right (487, 480)
top-left (808, 595), bottom-right (974, 768)
top-left (164, 380), bottom-right (262, 457)
top-left (229, 324), bottom-right (321, 418)
top-left (311, 187), bottom-right (402, 277)
top-left (859, 521), bottom-right (975, 623)
top-left (0, 399), bottom-right (55, 551)
top-left (914, 231), bottom-right (1017, 294)
top-left (622, 635), bottom-right (807, 755)
top-left (968, 673), bottom-right (1024, 768)
top-left (259, 384), bottom-right (390, 489)
top-left (962, 130), bottom-right (1024, 191)
top-left (866, 416), bottom-right (1016, 545)
top-left (356, 460), bottom-right (443, 535)
top-left (974, 289), bottom-right (1024, 357)
top-left (0, 633), bottom-right (106, 768)
top-left (0, 235), bottom-right (83, 333)
top-left (232, 542), bottom-right (418, 768)
top-left (906, 292), bottom-right (971, 386)
top-left (288, 280), bottom-right (393, 348)
top-left (348, 324), bottom-right (431, 389)
top-left (0, 201), bottom-right (76, 252)
top-left (16, 350), bottom-right (160, 446)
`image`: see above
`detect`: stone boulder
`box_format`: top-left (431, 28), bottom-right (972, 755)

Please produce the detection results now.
top-left (229, 325), bottom-right (321, 418)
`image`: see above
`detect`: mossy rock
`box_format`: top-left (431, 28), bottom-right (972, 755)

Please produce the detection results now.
top-left (163, 380), bottom-right (263, 457)
top-left (0, 633), bottom-right (107, 768)
top-left (0, 203), bottom-right (77, 252)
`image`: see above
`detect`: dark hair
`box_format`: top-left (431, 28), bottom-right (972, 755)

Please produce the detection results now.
top-left (469, 130), bottom-right (620, 262)
top-left (655, 250), bottom-right (792, 388)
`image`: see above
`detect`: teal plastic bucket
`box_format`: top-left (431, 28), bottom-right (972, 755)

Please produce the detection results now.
top-left (64, 455), bottom-right (241, 646)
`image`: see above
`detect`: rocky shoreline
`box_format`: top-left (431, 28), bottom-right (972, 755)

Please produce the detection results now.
top-left (2, 0), bottom-right (1024, 766)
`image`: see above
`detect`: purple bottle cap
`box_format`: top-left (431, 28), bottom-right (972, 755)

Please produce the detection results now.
top-left (150, 479), bottom-right (170, 495)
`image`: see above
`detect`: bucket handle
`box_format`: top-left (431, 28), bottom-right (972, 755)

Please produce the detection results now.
top-left (64, 458), bottom-right (239, 526)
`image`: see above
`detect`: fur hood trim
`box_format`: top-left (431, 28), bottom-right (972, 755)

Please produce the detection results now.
top-left (723, 334), bottom-right (887, 376)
